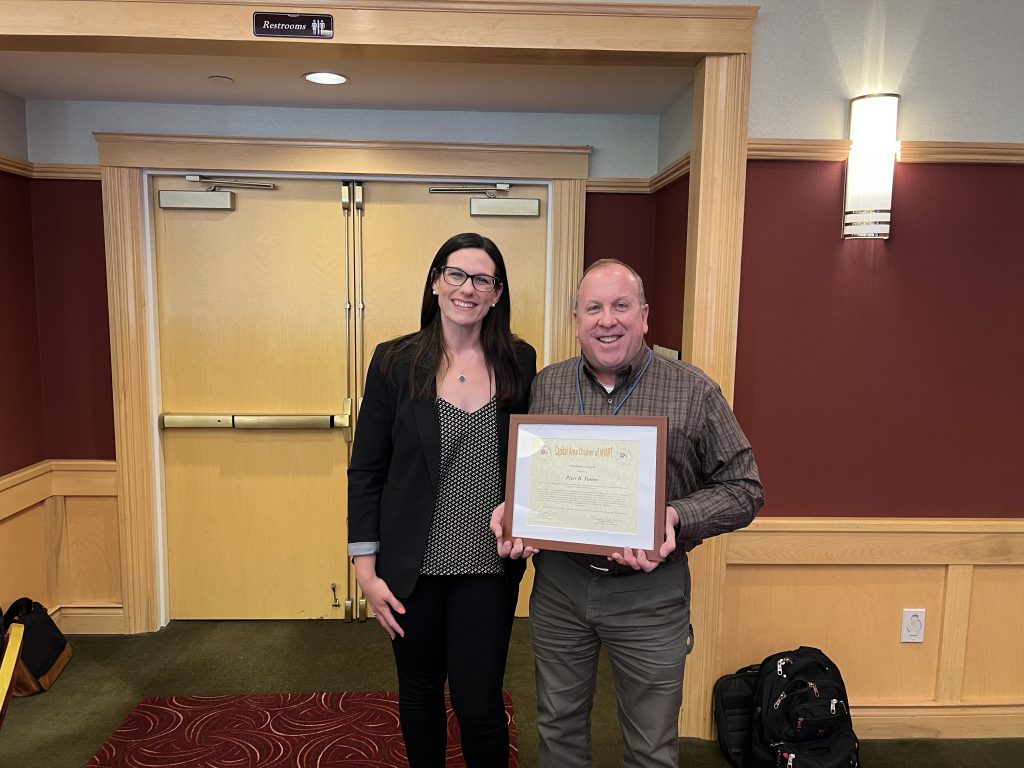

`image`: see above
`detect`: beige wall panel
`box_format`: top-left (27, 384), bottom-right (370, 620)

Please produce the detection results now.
top-left (961, 565), bottom-right (1024, 703)
top-left (723, 564), bottom-right (946, 703)
top-left (0, 504), bottom-right (50, 609)
top-left (62, 496), bottom-right (122, 605)
top-left (164, 430), bottom-right (347, 619)
top-left (0, 462), bottom-right (122, 630)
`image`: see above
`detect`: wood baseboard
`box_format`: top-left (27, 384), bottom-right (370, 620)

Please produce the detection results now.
top-left (51, 603), bottom-right (127, 635)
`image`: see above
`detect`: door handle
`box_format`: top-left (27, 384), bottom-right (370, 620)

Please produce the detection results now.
top-left (161, 404), bottom-right (354, 434)
top-left (332, 398), bottom-right (353, 442)
top-left (234, 415), bottom-right (331, 429)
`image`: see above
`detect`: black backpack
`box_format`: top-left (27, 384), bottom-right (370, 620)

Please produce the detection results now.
top-left (713, 663), bottom-right (761, 767)
top-left (748, 646), bottom-right (859, 768)
top-left (2, 599), bottom-right (73, 696)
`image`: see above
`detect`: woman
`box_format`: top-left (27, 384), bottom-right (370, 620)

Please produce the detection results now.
top-left (348, 232), bottom-right (536, 767)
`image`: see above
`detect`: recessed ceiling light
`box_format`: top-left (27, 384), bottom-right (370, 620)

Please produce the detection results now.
top-left (207, 75), bottom-right (235, 85)
top-left (303, 71), bottom-right (348, 85)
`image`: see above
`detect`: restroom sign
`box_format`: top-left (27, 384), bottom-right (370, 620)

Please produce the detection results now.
top-left (253, 13), bottom-right (334, 39)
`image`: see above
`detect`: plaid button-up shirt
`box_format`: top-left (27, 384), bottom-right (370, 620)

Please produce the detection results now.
top-left (529, 344), bottom-right (763, 570)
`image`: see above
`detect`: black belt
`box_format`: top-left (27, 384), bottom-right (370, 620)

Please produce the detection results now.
top-left (569, 553), bottom-right (640, 576)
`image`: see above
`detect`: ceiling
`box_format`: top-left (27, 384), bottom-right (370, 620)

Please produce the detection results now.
top-left (0, 47), bottom-right (694, 115)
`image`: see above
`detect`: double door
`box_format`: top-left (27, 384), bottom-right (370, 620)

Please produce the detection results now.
top-left (152, 175), bottom-right (548, 618)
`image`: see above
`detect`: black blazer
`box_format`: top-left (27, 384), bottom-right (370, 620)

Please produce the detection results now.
top-left (348, 338), bottom-right (536, 598)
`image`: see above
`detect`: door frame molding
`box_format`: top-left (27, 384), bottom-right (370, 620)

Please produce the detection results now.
top-left (99, 135), bottom-right (593, 630)
top-left (85, 2), bottom-right (755, 741)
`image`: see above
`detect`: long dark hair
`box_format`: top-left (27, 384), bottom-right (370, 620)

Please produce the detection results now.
top-left (382, 232), bottom-right (523, 407)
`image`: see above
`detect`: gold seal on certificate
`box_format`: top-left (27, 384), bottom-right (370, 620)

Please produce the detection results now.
top-left (504, 415), bottom-right (668, 559)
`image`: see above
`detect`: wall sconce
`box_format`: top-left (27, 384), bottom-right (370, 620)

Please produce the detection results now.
top-left (843, 93), bottom-right (900, 239)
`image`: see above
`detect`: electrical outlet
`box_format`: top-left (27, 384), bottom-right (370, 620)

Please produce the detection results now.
top-left (901, 608), bottom-right (926, 643)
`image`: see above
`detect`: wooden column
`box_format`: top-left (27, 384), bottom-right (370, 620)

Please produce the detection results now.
top-left (679, 52), bottom-right (752, 739)
top-left (550, 178), bottom-right (587, 364)
top-left (102, 166), bottom-right (159, 633)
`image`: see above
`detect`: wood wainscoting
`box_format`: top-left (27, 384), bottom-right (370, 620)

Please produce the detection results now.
top-left (709, 517), bottom-right (1024, 739)
top-left (0, 460), bottom-right (123, 633)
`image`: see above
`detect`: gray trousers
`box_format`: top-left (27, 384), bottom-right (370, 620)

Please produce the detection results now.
top-left (530, 550), bottom-right (693, 768)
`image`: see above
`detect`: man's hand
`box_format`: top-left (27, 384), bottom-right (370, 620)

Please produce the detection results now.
top-left (490, 502), bottom-right (540, 560)
top-left (609, 506), bottom-right (679, 572)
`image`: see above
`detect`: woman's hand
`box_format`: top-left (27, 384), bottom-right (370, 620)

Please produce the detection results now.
top-left (353, 555), bottom-right (406, 640)
top-left (489, 502), bottom-right (540, 560)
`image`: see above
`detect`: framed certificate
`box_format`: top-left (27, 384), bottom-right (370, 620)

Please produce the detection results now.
top-left (504, 414), bottom-right (668, 559)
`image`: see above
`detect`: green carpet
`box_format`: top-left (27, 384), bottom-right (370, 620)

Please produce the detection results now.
top-left (3, 619), bottom-right (1022, 767)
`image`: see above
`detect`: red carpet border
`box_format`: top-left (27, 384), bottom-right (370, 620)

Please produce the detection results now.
top-left (87, 691), bottom-right (518, 767)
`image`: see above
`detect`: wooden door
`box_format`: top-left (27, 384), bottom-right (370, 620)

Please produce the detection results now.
top-left (354, 180), bottom-right (549, 615)
top-left (355, 181), bottom-right (549, 367)
top-left (154, 176), bottom-right (350, 619)
top-left (154, 176), bottom-right (548, 619)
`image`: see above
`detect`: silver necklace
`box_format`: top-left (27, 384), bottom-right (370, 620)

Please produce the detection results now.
top-left (450, 351), bottom-right (482, 384)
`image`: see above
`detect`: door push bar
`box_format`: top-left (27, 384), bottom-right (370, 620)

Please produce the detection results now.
top-left (160, 398), bottom-right (353, 440)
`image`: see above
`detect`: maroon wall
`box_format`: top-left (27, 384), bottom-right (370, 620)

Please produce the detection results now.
top-left (583, 186), bottom-right (687, 352)
top-left (583, 192), bottom-right (656, 288)
top-left (31, 179), bottom-right (115, 461)
top-left (0, 170), bottom-right (46, 475)
top-left (0, 174), bottom-right (113, 477)
top-left (650, 177), bottom-right (689, 352)
top-left (734, 160), bottom-right (1024, 517)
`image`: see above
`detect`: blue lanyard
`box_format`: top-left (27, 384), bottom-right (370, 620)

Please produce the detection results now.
top-left (576, 348), bottom-right (654, 416)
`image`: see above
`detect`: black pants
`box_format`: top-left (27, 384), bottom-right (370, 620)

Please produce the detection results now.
top-left (392, 573), bottom-right (518, 768)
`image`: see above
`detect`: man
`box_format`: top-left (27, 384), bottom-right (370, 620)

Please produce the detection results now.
top-left (492, 259), bottom-right (763, 767)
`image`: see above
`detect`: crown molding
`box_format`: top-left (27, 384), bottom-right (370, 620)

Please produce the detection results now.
top-left (586, 139), bottom-right (1024, 193)
top-left (32, 163), bottom-right (103, 180)
top-left (650, 153), bottom-right (691, 191)
top-left (0, 155), bottom-right (33, 177)
top-left (93, 133), bottom-right (592, 179)
top-left (899, 141), bottom-right (1024, 165)
top-left (0, 156), bottom-right (102, 180)
top-left (747, 138), bottom-right (849, 161)
top-left (6, 139), bottom-right (1022, 191)
top-left (585, 178), bottom-right (652, 194)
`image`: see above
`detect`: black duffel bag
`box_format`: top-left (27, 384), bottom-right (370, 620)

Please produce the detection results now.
top-left (2, 598), bottom-right (73, 696)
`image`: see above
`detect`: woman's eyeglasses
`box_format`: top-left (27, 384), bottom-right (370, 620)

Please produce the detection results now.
top-left (439, 266), bottom-right (500, 293)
